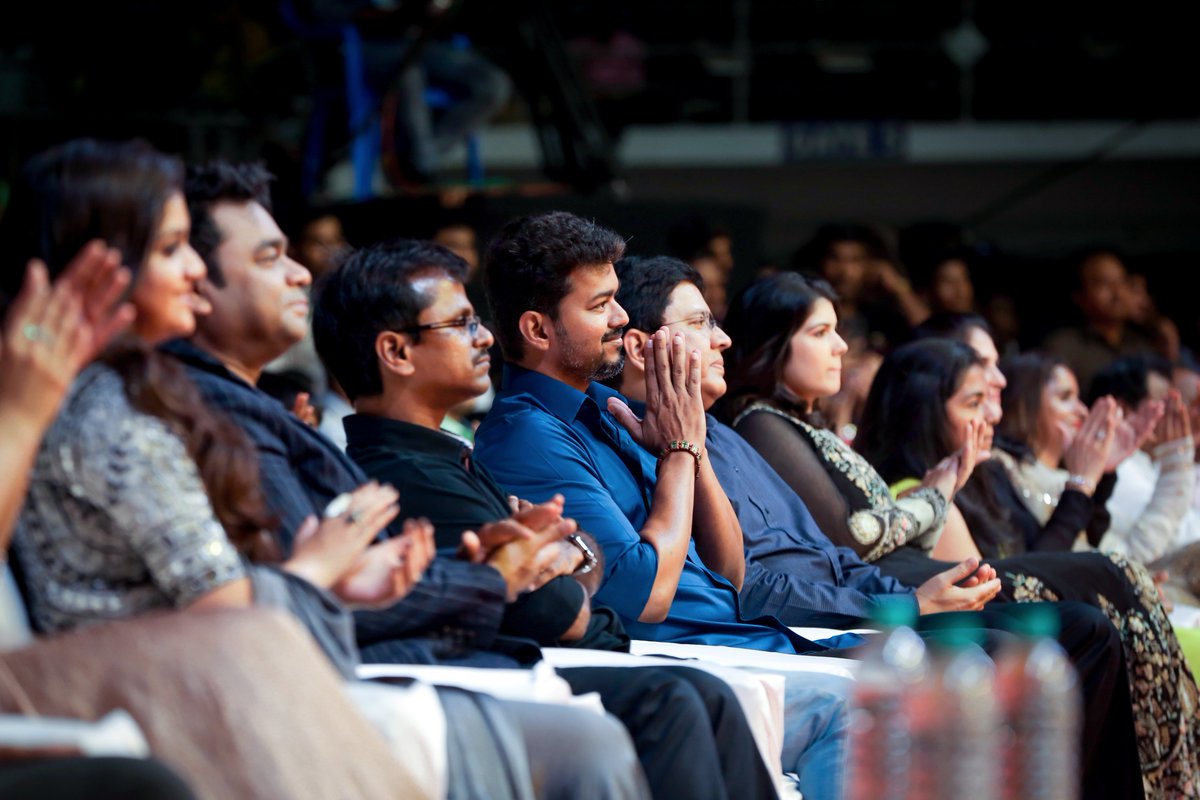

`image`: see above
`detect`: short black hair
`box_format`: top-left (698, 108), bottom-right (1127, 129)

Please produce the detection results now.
top-left (1089, 353), bottom-right (1174, 407)
top-left (185, 161), bottom-right (274, 287)
top-left (910, 311), bottom-right (992, 343)
top-left (614, 255), bottom-right (704, 334)
top-left (312, 239), bottom-right (469, 402)
top-left (483, 211), bottom-right (625, 360)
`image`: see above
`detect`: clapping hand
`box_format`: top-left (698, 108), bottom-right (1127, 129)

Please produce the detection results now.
top-left (1104, 396), bottom-right (1164, 471)
top-left (332, 517), bottom-right (436, 608)
top-left (0, 242), bottom-right (134, 430)
top-left (285, 482), bottom-right (401, 589)
top-left (458, 496), bottom-right (577, 601)
top-left (921, 419), bottom-right (986, 501)
top-left (1062, 397), bottom-right (1121, 489)
top-left (607, 328), bottom-right (706, 456)
top-left (1153, 390), bottom-right (1192, 450)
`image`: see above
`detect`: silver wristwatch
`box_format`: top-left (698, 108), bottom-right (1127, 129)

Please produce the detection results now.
top-left (567, 533), bottom-right (598, 575)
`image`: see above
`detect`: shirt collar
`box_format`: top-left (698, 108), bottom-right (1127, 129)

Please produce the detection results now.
top-left (344, 413), bottom-right (467, 461)
top-left (160, 338), bottom-right (252, 387)
top-left (501, 363), bottom-right (627, 425)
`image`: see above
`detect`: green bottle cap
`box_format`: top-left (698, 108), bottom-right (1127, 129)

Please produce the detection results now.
top-left (1000, 603), bottom-right (1061, 639)
top-left (919, 610), bottom-right (987, 648)
top-left (869, 595), bottom-right (918, 628)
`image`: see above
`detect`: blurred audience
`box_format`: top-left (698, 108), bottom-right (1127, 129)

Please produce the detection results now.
top-left (1042, 249), bottom-right (1157, 397)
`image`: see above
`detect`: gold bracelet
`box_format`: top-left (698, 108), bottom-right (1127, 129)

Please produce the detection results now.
top-left (658, 440), bottom-right (702, 477)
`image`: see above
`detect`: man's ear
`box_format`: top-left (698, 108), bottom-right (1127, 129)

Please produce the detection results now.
top-left (518, 310), bottom-right (552, 354)
top-left (376, 331), bottom-right (416, 378)
top-left (622, 329), bottom-right (649, 374)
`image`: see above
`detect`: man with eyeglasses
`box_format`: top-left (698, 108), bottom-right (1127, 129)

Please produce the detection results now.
top-left (472, 212), bottom-right (854, 800)
top-left (311, 237), bottom-right (782, 800)
top-left (163, 163), bottom-right (670, 800)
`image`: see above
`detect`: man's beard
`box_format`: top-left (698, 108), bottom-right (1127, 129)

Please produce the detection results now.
top-left (556, 320), bottom-right (625, 383)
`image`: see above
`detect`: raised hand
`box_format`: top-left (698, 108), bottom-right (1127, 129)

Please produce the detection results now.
top-left (607, 328), bottom-right (706, 456)
top-left (291, 392), bottom-right (319, 428)
top-left (915, 557), bottom-right (1003, 614)
top-left (920, 419), bottom-right (983, 501)
top-left (285, 482), bottom-right (401, 589)
top-left (1105, 396), bottom-right (1164, 471)
top-left (332, 517), bottom-right (436, 608)
top-left (1155, 390), bottom-right (1192, 448)
top-left (1064, 396), bottom-right (1120, 489)
top-left (0, 243), bottom-right (135, 431)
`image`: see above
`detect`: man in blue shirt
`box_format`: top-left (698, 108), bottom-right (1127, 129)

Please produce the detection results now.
top-left (474, 211), bottom-right (850, 800)
top-left (311, 239), bottom-right (780, 800)
top-left (606, 253), bottom-right (1145, 800)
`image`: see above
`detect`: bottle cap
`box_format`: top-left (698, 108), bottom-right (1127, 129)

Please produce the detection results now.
top-left (999, 603), bottom-right (1061, 639)
top-left (869, 595), bottom-right (918, 628)
top-left (919, 610), bottom-right (987, 648)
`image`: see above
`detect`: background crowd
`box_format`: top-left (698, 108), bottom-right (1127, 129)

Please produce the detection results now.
top-left (2, 2), bottom-right (1199, 799)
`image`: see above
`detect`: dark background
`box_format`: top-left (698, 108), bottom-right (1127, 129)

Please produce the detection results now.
top-left (2, 0), bottom-right (1197, 349)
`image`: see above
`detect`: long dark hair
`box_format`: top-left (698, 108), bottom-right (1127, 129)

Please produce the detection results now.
top-left (890, 318), bottom-right (1016, 553)
top-left (996, 352), bottom-right (1066, 460)
top-left (855, 338), bottom-right (983, 484)
top-left (0, 139), bottom-right (278, 561)
top-left (718, 271), bottom-right (839, 423)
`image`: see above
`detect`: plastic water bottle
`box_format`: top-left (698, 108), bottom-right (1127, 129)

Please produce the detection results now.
top-left (907, 613), bottom-right (1000, 800)
top-left (846, 597), bottom-right (928, 800)
top-left (995, 604), bottom-right (1081, 800)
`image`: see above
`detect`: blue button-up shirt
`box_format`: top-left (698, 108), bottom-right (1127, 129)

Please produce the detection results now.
top-left (475, 365), bottom-right (814, 653)
top-left (705, 416), bottom-right (918, 628)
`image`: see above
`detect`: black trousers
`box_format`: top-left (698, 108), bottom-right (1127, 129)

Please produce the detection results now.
top-left (0, 757), bottom-right (195, 800)
top-left (558, 665), bottom-right (779, 800)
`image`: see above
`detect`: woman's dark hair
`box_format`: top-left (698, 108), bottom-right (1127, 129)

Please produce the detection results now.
top-left (855, 338), bottom-right (983, 485)
top-left (718, 271), bottom-right (838, 422)
top-left (312, 239), bottom-right (469, 402)
top-left (996, 352), bottom-right (1067, 459)
top-left (0, 138), bottom-right (278, 560)
top-left (483, 211), bottom-right (626, 361)
top-left (1, 139), bottom-right (181, 303)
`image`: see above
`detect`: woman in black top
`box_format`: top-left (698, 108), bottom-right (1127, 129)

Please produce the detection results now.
top-left (721, 273), bottom-right (1200, 795)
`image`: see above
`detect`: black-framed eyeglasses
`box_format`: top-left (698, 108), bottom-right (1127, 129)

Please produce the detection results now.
top-left (402, 314), bottom-right (482, 338)
top-left (662, 312), bottom-right (720, 332)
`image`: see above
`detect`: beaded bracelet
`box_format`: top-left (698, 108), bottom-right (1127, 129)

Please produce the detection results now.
top-left (658, 440), bottom-right (702, 477)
